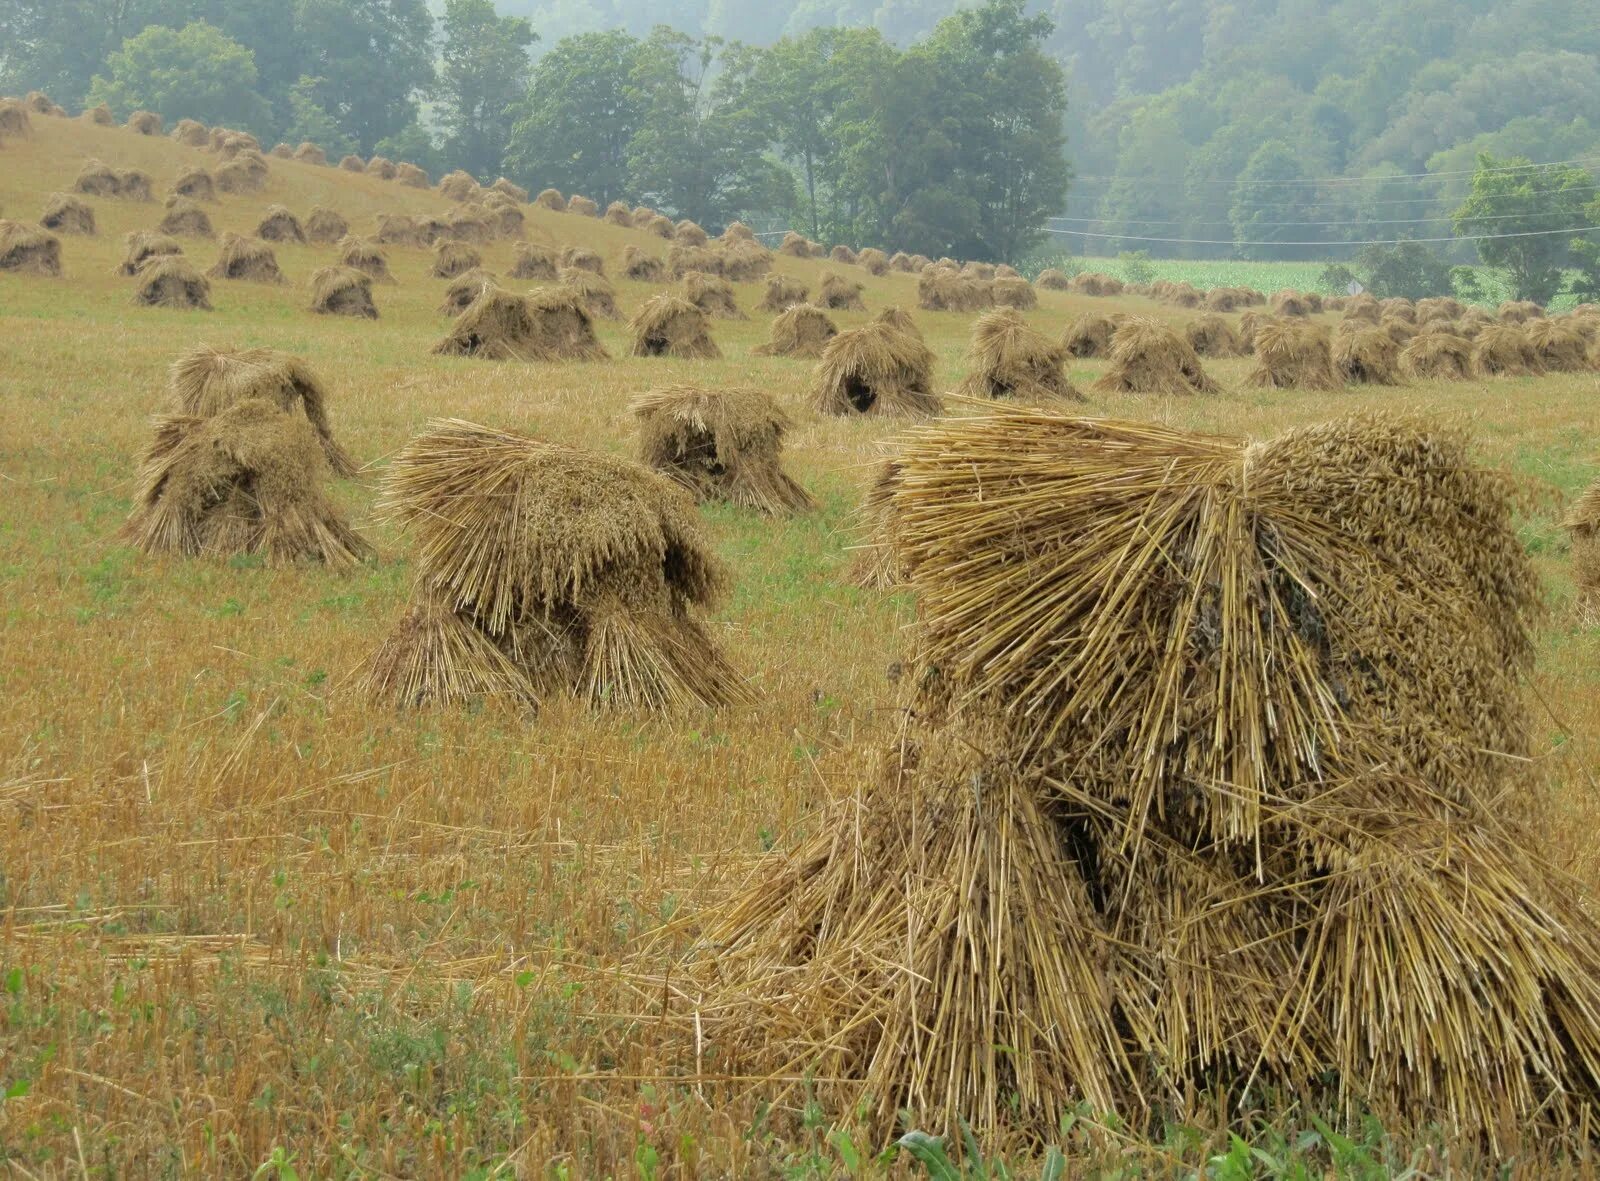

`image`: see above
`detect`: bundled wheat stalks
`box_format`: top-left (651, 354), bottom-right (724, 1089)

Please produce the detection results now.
top-left (631, 386), bottom-right (815, 515)
top-left (364, 420), bottom-right (749, 712)
top-left (674, 405), bottom-right (1600, 1151)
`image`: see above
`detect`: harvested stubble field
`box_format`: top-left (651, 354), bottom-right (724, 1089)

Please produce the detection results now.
top-left (2, 116), bottom-right (1599, 1177)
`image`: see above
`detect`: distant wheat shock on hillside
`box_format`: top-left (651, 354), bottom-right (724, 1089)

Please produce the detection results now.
top-left (0, 101), bottom-right (1598, 1178)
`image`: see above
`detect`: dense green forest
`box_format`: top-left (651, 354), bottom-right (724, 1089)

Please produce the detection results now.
top-left (4, 0), bottom-right (1599, 287)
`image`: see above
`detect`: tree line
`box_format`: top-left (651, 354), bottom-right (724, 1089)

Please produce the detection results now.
top-left (0, 0), bottom-right (1069, 262)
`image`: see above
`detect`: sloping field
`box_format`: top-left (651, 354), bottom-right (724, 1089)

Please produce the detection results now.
top-left (1, 112), bottom-right (1598, 1175)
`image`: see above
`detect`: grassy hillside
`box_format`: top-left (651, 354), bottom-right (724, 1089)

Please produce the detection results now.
top-left (1, 113), bottom-right (1598, 1176)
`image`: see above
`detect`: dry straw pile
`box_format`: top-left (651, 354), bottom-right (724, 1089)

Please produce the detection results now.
top-left (1402, 332), bottom-right (1475, 381)
top-left (294, 142), bottom-right (328, 165)
top-left (169, 345), bottom-right (357, 476)
top-left (817, 272), bottom-right (866, 311)
top-left (1183, 313), bottom-right (1242, 358)
top-left (629, 294), bottom-right (721, 359)
top-left (0, 220), bottom-right (62, 275)
top-left (511, 242), bottom-right (559, 281)
top-left (534, 188), bottom-right (565, 211)
top-left (72, 160), bottom-right (119, 198)
top-left (131, 256), bottom-right (210, 309)
top-left (433, 287), bottom-right (608, 362)
top-left (1470, 324), bottom-right (1544, 378)
top-left (758, 274), bottom-right (808, 312)
top-left (752, 304), bottom-right (838, 358)
top-left (918, 268), bottom-right (992, 312)
top-left (1092, 317), bottom-right (1218, 396)
top-left (1248, 319), bottom-right (1339, 390)
top-left (40, 193), bottom-right (95, 235)
top-left (170, 118), bottom-right (208, 147)
top-left (955, 308), bottom-right (1081, 403)
top-left (338, 237), bottom-right (395, 284)
top-left (208, 233), bottom-right (285, 284)
top-left (159, 197), bottom-right (213, 238)
top-left (1035, 267), bottom-right (1071, 291)
top-left (439, 269), bottom-right (499, 317)
top-left (0, 99), bottom-right (34, 140)
top-left (810, 320), bottom-right (940, 417)
top-left (677, 405), bottom-right (1600, 1149)
top-left (122, 400), bottom-right (367, 568)
top-left (123, 347), bottom-right (364, 563)
top-left (631, 386), bottom-right (814, 515)
top-left (559, 246), bottom-right (604, 275)
top-left (305, 206), bottom-right (349, 244)
top-left (991, 275), bottom-right (1037, 310)
top-left (1332, 326), bottom-right (1403, 385)
top-left (256, 205), bottom-right (306, 244)
top-left (568, 195), bottom-right (598, 217)
top-left (1062, 312), bottom-right (1116, 358)
top-left (432, 240), bottom-right (482, 279)
top-left (395, 162), bottom-right (430, 188)
top-left (363, 420), bottom-right (748, 712)
top-left (621, 244), bottom-right (665, 282)
top-left (118, 230), bottom-right (182, 275)
top-left (310, 266), bottom-right (378, 319)
top-left (561, 267), bottom-right (620, 319)
top-left (1524, 319), bottom-right (1592, 372)
top-left (170, 167), bottom-right (216, 202)
top-left (678, 271), bottom-right (743, 320)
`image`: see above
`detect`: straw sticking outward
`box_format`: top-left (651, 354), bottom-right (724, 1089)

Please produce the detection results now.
top-left (675, 404), bottom-right (1600, 1148)
top-left (363, 420), bottom-right (750, 713)
top-left (631, 386), bottom-right (815, 516)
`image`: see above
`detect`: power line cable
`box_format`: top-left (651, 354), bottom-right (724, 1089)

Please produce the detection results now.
top-left (1047, 207), bottom-right (1591, 230)
top-left (1062, 154), bottom-right (1600, 189)
top-left (1044, 225), bottom-right (1600, 248)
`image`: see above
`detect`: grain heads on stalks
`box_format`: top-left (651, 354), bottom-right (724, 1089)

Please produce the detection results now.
top-left (1333, 326), bottom-right (1403, 385)
top-left (629, 294), bottom-right (721, 359)
top-left (1470, 324), bottom-right (1544, 377)
top-left (510, 242), bottom-right (559, 281)
top-left (1247, 319), bottom-right (1339, 390)
top-left (432, 287), bottom-right (609, 362)
top-left (955, 307), bottom-right (1082, 403)
top-left (810, 320), bottom-right (940, 417)
top-left (362, 420), bottom-right (746, 711)
top-left (40, 193), bottom-right (94, 235)
top-left (0, 220), bottom-right (62, 275)
top-left (169, 345), bottom-right (356, 476)
top-left (631, 386), bottom-right (814, 515)
top-left (1092, 317), bottom-right (1218, 395)
top-left (305, 206), bottom-right (349, 244)
top-left (255, 205), bottom-right (306, 244)
top-left (208, 233), bottom-right (285, 284)
top-left (752, 304), bottom-right (837, 358)
top-left (122, 400), bottom-right (368, 567)
top-left (131, 256), bottom-right (211, 309)
top-left (310, 266), bottom-right (379, 319)
top-left (118, 230), bottom-right (182, 275)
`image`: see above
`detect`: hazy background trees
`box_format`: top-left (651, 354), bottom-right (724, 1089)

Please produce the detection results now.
top-left (4, 0), bottom-right (1598, 287)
